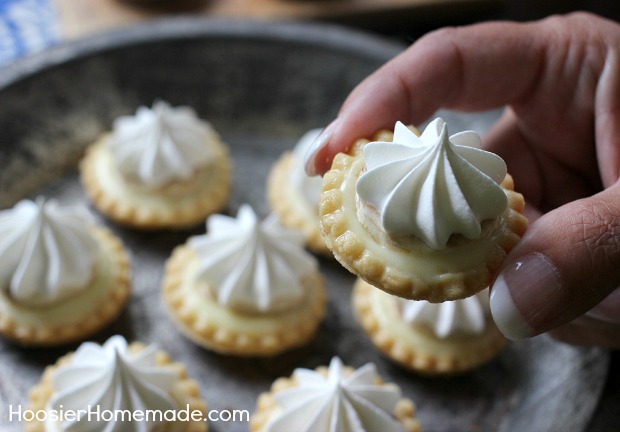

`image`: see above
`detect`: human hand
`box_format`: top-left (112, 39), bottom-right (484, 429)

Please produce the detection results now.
top-left (305, 12), bottom-right (620, 347)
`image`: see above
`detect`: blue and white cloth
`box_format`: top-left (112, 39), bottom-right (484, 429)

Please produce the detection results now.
top-left (0, 0), bottom-right (58, 66)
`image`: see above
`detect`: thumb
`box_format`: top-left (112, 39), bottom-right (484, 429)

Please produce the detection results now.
top-left (489, 185), bottom-right (620, 340)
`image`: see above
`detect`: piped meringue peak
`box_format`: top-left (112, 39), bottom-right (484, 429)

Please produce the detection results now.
top-left (189, 205), bottom-right (318, 314)
top-left (399, 289), bottom-right (490, 338)
top-left (267, 357), bottom-right (404, 432)
top-left (289, 128), bottom-right (324, 207)
top-left (47, 335), bottom-right (178, 432)
top-left (107, 100), bottom-right (220, 188)
top-left (0, 198), bottom-right (99, 306)
top-left (356, 118), bottom-right (508, 249)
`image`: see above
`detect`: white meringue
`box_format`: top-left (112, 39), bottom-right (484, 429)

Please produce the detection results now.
top-left (399, 290), bottom-right (490, 338)
top-left (189, 204), bottom-right (318, 313)
top-left (107, 100), bottom-right (220, 188)
top-left (46, 335), bottom-right (178, 432)
top-left (289, 128), bottom-right (324, 206)
top-left (267, 357), bottom-right (404, 432)
top-left (0, 199), bottom-right (98, 306)
top-left (356, 118), bottom-right (508, 249)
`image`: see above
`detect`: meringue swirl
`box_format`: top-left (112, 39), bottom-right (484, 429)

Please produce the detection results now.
top-left (0, 199), bottom-right (98, 306)
top-left (189, 204), bottom-right (318, 314)
top-left (356, 118), bottom-right (508, 249)
top-left (289, 128), bottom-right (324, 206)
top-left (398, 290), bottom-right (490, 338)
top-left (107, 100), bottom-right (220, 188)
top-left (46, 335), bottom-right (178, 432)
top-left (267, 357), bottom-right (404, 432)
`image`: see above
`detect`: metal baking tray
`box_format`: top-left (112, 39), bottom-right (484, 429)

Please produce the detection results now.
top-left (0, 18), bottom-right (608, 432)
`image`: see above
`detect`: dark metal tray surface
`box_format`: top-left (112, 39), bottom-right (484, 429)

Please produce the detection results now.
top-left (0, 18), bottom-right (608, 432)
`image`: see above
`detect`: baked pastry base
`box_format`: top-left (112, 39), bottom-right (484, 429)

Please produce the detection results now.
top-left (353, 278), bottom-right (507, 375)
top-left (320, 133), bottom-right (528, 302)
top-left (24, 342), bottom-right (207, 432)
top-left (80, 135), bottom-right (231, 229)
top-left (162, 245), bottom-right (326, 357)
top-left (0, 226), bottom-right (131, 346)
top-left (250, 362), bottom-right (422, 432)
top-left (267, 151), bottom-right (329, 255)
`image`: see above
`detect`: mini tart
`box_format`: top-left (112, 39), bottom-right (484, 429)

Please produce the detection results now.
top-left (80, 135), bottom-right (232, 229)
top-left (24, 342), bottom-right (207, 432)
top-left (319, 131), bottom-right (528, 302)
top-left (353, 278), bottom-right (506, 375)
top-left (267, 151), bottom-right (329, 255)
top-left (162, 245), bottom-right (326, 356)
top-left (0, 226), bottom-right (131, 346)
top-left (250, 363), bottom-right (422, 432)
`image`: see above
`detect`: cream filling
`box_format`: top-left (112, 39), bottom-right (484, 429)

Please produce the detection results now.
top-left (91, 137), bottom-right (228, 210)
top-left (368, 285), bottom-right (495, 355)
top-left (284, 182), bottom-right (320, 228)
top-left (268, 153), bottom-right (326, 254)
top-left (281, 156), bottom-right (321, 231)
top-left (0, 235), bottom-right (119, 327)
top-left (178, 253), bottom-right (321, 335)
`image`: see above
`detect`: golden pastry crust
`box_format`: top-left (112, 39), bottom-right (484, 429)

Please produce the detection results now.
top-left (0, 226), bottom-right (131, 346)
top-left (80, 135), bottom-right (231, 229)
top-left (24, 342), bottom-right (208, 432)
top-left (267, 151), bottom-right (330, 255)
top-left (250, 363), bottom-right (422, 432)
top-left (353, 278), bottom-right (506, 375)
top-left (319, 132), bottom-right (528, 302)
top-left (162, 245), bottom-right (326, 357)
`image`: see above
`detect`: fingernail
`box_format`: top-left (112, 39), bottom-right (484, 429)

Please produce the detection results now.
top-left (490, 274), bottom-right (535, 340)
top-left (490, 253), bottom-right (561, 340)
top-left (304, 121), bottom-right (337, 176)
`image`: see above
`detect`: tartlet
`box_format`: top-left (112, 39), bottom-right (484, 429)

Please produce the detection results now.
top-left (251, 356), bottom-right (422, 432)
top-left (25, 335), bottom-right (207, 432)
top-left (353, 278), bottom-right (506, 375)
top-left (162, 204), bottom-right (326, 356)
top-left (0, 199), bottom-right (131, 346)
top-left (267, 128), bottom-right (330, 255)
top-left (320, 118), bottom-right (527, 302)
top-left (80, 101), bottom-right (231, 229)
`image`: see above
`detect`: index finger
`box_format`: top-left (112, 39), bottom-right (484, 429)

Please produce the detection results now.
top-left (306, 18), bottom-right (546, 175)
